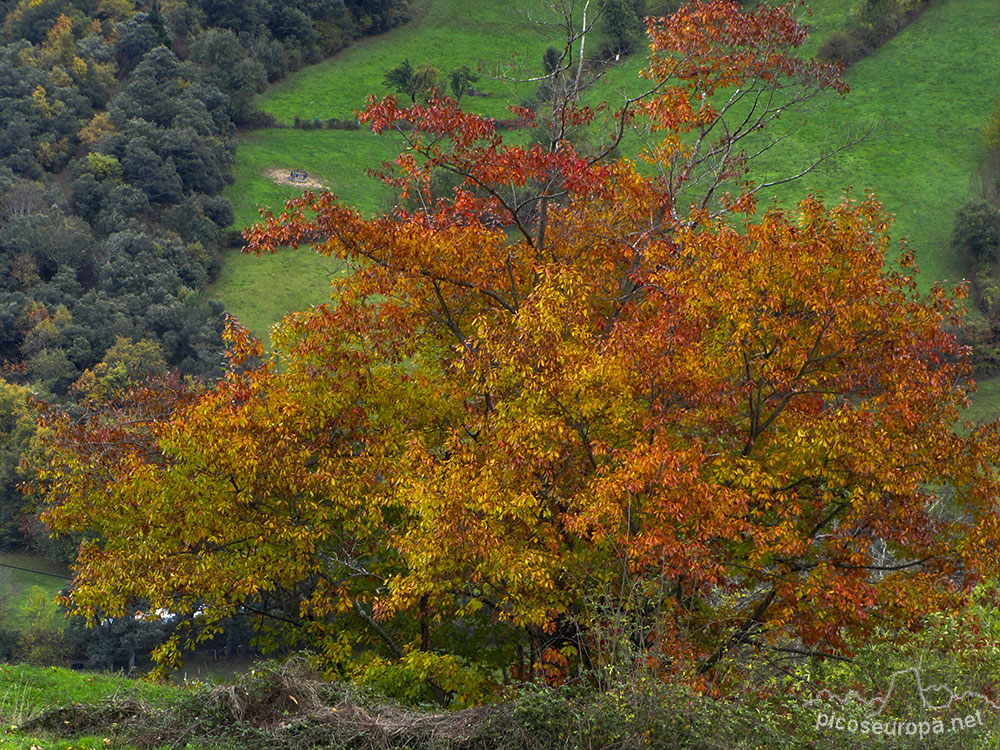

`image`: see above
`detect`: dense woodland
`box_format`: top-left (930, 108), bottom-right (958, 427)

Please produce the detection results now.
top-left (0, 0), bottom-right (407, 555)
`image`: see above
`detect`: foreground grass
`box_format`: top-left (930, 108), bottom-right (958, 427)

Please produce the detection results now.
top-left (0, 664), bottom-right (181, 749)
top-left (2, 655), bottom-right (999, 750)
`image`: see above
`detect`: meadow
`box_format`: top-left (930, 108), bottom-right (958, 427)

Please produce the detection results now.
top-left (255, 0), bottom-right (555, 124)
top-left (756, 0), bottom-right (1000, 286)
top-left (0, 553), bottom-right (68, 633)
top-left (210, 0), bottom-right (559, 339)
top-left (214, 0), bottom-right (1000, 331)
top-left (212, 128), bottom-right (398, 337)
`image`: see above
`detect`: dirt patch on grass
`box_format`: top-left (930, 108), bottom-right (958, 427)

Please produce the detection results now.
top-left (265, 168), bottom-right (328, 190)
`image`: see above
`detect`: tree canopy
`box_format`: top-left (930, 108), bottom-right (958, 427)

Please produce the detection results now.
top-left (36, 0), bottom-right (1000, 698)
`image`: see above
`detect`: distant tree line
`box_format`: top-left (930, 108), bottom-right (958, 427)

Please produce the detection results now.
top-left (0, 0), bottom-right (408, 673)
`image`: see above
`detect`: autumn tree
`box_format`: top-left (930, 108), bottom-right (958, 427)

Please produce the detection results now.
top-left (36, 0), bottom-right (1000, 695)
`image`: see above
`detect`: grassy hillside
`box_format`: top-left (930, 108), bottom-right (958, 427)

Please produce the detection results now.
top-left (212, 129), bottom-right (399, 338)
top-left (756, 0), bottom-right (1000, 287)
top-left (213, 0), bottom-right (1000, 375)
top-left (0, 553), bottom-right (68, 633)
top-left (257, 0), bottom-right (554, 124)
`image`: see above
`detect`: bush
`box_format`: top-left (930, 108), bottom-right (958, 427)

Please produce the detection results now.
top-left (245, 110), bottom-right (280, 129)
top-left (847, 0), bottom-right (904, 49)
top-left (817, 30), bottom-right (863, 65)
top-left (952, 199), bottom-right (1000, 265)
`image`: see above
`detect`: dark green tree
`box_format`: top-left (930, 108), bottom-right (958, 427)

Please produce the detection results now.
top-left (953, 200), bottom-right (1000, 265)
top-left (120, 141), bottom-right (183, 205)
top-left (383, 58), bottom-right (417, 103)
top-left (599, 0), bottom-right (645, 55)
top-left (448, 65), bottom-right (478, 102)
top-left (148, 1), bottom-right (173, 48)
top-left (411, 62), bottom-right (442, 101)
top-left (114, 12), bottom-right (165, 74)
top-left (542, 45), bottom-right (561, 75)
top-left (190, 29), bottom-right (267, 125)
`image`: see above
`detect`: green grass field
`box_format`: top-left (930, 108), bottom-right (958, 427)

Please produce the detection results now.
top-left (0, 553), bottom-right (68, 632)
top-left (211, 128), bottom-right (400, 338)
top-left (212, 0), bottom-right (1000, 423)
top-left (0, 664), bottom-right (181, 749)
top-left (755, 0), bottom-right (1000, 288)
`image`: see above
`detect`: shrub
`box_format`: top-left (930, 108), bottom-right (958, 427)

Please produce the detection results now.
top-left (847, 0), bottom-right (904, 49)
top-left (817, 30), bottom-right (862, 65)
top-left (351, 650), bottom-right (489, 707)
top-left (952, 199), bottom-right (1000, 264)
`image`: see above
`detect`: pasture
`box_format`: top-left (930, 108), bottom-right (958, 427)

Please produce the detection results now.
top-left (213, 0), bottom-right (1000, 419)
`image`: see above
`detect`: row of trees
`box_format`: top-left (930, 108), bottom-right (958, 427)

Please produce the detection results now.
top-left (817, 0), bottom-right (936, 66)
top-left (36, 1), bottom-right (1000, 706)
top-left (383, 59), bottom-right (480, 104)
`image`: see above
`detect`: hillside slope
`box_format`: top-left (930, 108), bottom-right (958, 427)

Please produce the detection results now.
top-left (213, 0), bottom-right (1000, 340)
top-left (758, 0), bottom-right (1000, 287)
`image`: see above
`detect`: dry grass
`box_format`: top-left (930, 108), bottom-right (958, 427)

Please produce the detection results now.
top-left (21, 659), bottom-right (519, 750)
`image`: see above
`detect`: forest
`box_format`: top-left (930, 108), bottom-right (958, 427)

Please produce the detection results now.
top-left (0, 0), bottom-right (407, 547)
top-left (3, 0), bottom-right (1000, 748)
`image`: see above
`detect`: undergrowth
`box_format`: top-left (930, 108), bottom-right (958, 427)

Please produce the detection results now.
top-left (10, 648), bottom-right (999, 749)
